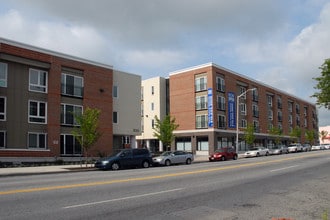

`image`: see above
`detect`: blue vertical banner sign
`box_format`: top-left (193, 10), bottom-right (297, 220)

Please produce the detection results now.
top-left (228, 92), bottom-right (236, 128)
top-left (207, 88), bottom-right (213, 127)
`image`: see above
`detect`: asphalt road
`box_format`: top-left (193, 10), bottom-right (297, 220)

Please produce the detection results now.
top-left (0, 151), bottom-right (329, 220)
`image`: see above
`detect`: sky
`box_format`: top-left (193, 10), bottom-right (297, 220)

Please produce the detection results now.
top-left (0, 0), bottom-right (329, 126)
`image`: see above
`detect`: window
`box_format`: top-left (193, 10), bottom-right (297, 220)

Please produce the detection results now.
top-left (151, 86), bottom-right (154, 95)
top-left (113, 85), bottom-right (118, 98)
top-left (196, 96), bottom-right (207, 110)
top-left (278, 110), bottom-right (283, 122)
top-left (216, 76), bottom-right (225, 92)
top-left (0, 131), bottom-right (6, 148)
top-left (252, 89), bottom-right (258, 101)
top-left (267, 95), bottom-right (273, 107)
top-left (113, 111), bottom-right (118, 123)
top-left (28, 133), bottom-right (47, 149)
top-left (60, 134), bottom-right (82, 155)
top-left (268, 110), bottom-right (273, 120)
top-left (61, 104), bottom-right (83, 126)
top-left (217, 96), bottom-right (225, 110)
top-left (277, 97), bottom-right (282, 109)
top-left (289, 115), bottom-right (293, 125)
top-left (151, 102), bottom-right (154, 111)
top-left (61, 73), bottom-right (83, 97)
top-left (296, 104), bottom-right (300, 114)
top-left (0, 62), bottom-right (7, 87)
top-left (122, 136), bottom-right (130, 144)
top-left (253, 120), bottom-right (259, 132)
top-left (240, 119), bottom-right (247, 128)
top-left (0, 97), bottom-right (6, 121)
top-left (29, 68), bottom-right (47, 93)
top-left (218, 115), bottom-right (226, 128)
top-left (196, 114), bottom-right (208, 128)
top-left (152, 119), bottom-right (155, 128)
top-left (29, 100), bottom-right (47, 123)
top-left (195, 76), bottom-right (207, 92)
top-left (240, 87), bottom-right (246, 99)
top-left (252, 104), bottom-right (259, 117)
top-left (240, 103), bottom-right (246, 115)
top-left (288, 102), bottom-right (293, 113)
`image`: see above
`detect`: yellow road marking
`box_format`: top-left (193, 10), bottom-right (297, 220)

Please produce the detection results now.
top-left (0, 151), bottom-right (327, 195)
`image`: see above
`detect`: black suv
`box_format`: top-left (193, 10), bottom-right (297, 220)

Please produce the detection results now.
top-left (95, 148), bottom-right (152, 170)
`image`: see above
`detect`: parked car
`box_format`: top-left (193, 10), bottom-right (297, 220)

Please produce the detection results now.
top-left (302, 143), bottom-right (312, 152)
top-left (321, 144), bottom-right (330, 150)
top-left (288, 143), bottom-right (303, 153)
top-left (243, 147), bottom-right (269, 157)
top-left (269, 145), bottom-right (289, 155)
top-left (311, 145), bottom-right (321, 151)
top-left (209, 147), bottom-right (238, 161)
top-left (95, 148), bottom-right (153, 170)
top-left (152, 150), bottom-right (194, 166)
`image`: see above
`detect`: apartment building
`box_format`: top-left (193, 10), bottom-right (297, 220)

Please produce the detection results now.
top-left (136, 77), bottom-right (168, 152)
top-left (169, 63), bottom-right (318, 155)
top-left (0, 38), bottom-right (140, 162)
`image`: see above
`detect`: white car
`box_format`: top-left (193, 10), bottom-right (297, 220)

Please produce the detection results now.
top-left (244, 147), bottom-right (269, 157)
top-left (311, 145), bottom-right (321, 151)
top-left (321, 144), bottom-right (330, 150)
top-left (288, 143), bottom-right (303, 153)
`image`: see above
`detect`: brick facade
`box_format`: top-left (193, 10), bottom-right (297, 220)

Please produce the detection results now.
top-left (169, 63), bottom-right (318, 154)
top-left (0, 39), bottom-right (113, 159)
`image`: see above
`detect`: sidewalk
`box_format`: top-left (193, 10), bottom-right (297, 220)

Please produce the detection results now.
top-left (0, 154), bottom-right (244, 177)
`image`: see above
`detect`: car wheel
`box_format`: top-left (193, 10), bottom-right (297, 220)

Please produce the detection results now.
top-left (220, 156), bottom-right (225, 161)
top-left (142, 160), bottom-right (150, 168)
top-left (186, 158), bottom-right (192, 164)
top-left (165, 159), bottom-right (171, 166)
top-left (265, 152), bottom-right (269, 156)
top-left (233, 154), bottom-right (238, 160)
top-left (256, 153), bottom-right (260, 157)
top-left (111, 162), bottom-right (120, 170)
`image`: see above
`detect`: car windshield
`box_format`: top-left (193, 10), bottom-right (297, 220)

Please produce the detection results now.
top-left (160, 151), bottom-right (172, 156)
top-left (249, 148), bottom-right (259, 151)
top-left (272, 146), bottom-right (279, 149)
top-left (215, 149), bottom-right (226, 153)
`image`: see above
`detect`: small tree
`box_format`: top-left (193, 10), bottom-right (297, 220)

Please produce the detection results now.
top-left (312, 58), bottom-right (330, 109)
top-left (289, 127), bottom-right (301, 143)
top-left (244, 124), bottom-right (255, 148)
top-left (305, 130), bottom-right (316, 145)
top-left (72, 107), bottom-right (101, 167)
top-left (153, 115), bottom-right (179, 151)
top-left (319, 130), bottom-right (328, 144)
top-left (269, 126), bottom-right (282, 146)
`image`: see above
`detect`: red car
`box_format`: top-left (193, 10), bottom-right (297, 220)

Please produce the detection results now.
top-left (209, 147), bottom-right (238, 161)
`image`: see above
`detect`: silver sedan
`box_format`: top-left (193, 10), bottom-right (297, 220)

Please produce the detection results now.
top-left (244, 147), bottom-right (270, 157)
top-left (153, 151), bottom-right (194, 166)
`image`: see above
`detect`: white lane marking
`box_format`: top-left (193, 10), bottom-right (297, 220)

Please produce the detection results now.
top-left (270, 165), bottom-right (299, 172)
top-left (63, 188), bottom-right (184, 209)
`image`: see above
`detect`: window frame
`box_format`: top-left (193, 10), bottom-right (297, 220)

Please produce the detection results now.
top-left (217, 114), bottom-right (226, 128)
top-left (61, 73), bottom-right (84, 98)
top-left (216, 76), bottom-right (225, 92)
top-left (29, 68), bottom-right (48, 93)
top-left (28, 100), bottom-right (47, 124)
top-left (196, 114), bottom-right (208, 128)
top-left (196, 95), bottom-right (207, 110)
top-left (0, 62), bottom-right (8, 87)
top-left (60, 134), bottom-right (82, 156)
top-left (28, 132), bottom-right (47, 149)
top-left (61, 103), bottom-right (83, 126)
top-left (0, 130), bottom-right (6, 148)
top-left (217, 95), bottom-right (225, 110)
top-left (195, 76), bottom-right (207, 92)
top-left (0, 96), bottom-right (6, 121)
top-left (113, 111), bottom-right (118, 124)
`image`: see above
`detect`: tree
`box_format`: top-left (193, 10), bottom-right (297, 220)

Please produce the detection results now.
top-left (72, 107), bottom-right (101, 167)
top-left (289, 127), bottom-right (301, 143)
top-left (153, 115), bottom-right (179, 151)
top-left (244, 124), bottom-right (255, 148)
top-left (269, 126), bottom-right (282, 146)
top-left (312, 58), bottom-right (330, 109)
top-left (319, 130), bottom-right (328, 144)
top-left (305, 130), bottom-right (316, 145)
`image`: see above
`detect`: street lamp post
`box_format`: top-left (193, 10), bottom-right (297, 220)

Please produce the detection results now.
top-left (236, 88), bottom-right (256, 154)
